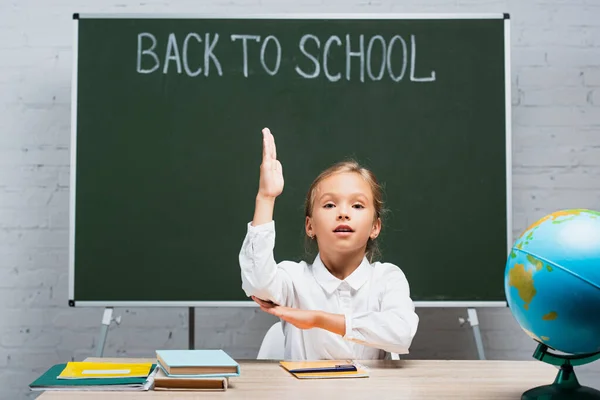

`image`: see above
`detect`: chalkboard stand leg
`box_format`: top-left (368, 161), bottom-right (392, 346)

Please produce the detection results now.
top-left (189, 307), bottom-right (195, 350)
top-left (96, 307), bottom-right (117, 357)
top-left (467, 308), bottom-right (486, 360)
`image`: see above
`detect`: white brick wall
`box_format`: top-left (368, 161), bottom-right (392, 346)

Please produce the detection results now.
top-left (1, 1), bottom-right (600, 398)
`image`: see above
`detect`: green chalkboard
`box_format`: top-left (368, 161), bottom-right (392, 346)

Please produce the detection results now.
top-left (70, 14), bottom-right (510, 306)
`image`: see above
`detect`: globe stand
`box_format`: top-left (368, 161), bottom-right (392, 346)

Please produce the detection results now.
top-left (522, 343), bottom-right (600, 400)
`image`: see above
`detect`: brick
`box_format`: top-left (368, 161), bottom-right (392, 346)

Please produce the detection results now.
top-left (0, 350), bottom-right (9, 368)
top-left (58, 169), bottom-right (70, 187)
top-left (516, 27), bottom-right (591, 47)
top-left (1, 309), bottom-right (56, 327)
top-left (512, 47), bottom-right (548, 67)
top-left (6, 349), bottom-right (62, 369)
top-left (589, 89), bottom-right (600, 105)
top-left (0, 67), bottom-right (23, 86)
top-left (485, 349), bottom-right (538, 361)
top-left (52, 309), bottom-right (108, 329)
top-left (508, 5), bottom-right (556, 27)
top-left (0, 48), bottom-right (60, 69)
top-left (0, 209), bottom-right (49, 229)
top-left (514, 127), bottom-right (600, 149)
top-left (512, 87), bottom-right (521, 106)
top-left (49, 209), bottom-right (68, 229)
top-left (231, 329), bottom-right (269, 348)
top-left (0, 267), bottom-right (60, 289)
top-left (192, 307), bottom-right (253, 330)
top-left (104, 307), bottom-right (188, 328)
top-left (0, 187), bottom-right (53, 208)
top-left (513, 105), bottom-right (600, 126)
top-left (1, 327), bottom-right (61, 348)
top-left (518, 67), bottom-right (583, 87)
top-left (390, 3), bottom-right (457, 13)
top-left (584, 68), bottom-right (600, 86)
top-left (0, 105), bottom-right (71, 148)
top-left (0, 79), bottom-right (71, 107)
top-left (512, 188), bottom-right (600, 215)
top-left (0, 370), bottom-right (42, 391)
top-left (55, 330), bottom-right (97, 350)
top-left (47, 188), bottom-right (69, 208)
top-left (513, 166), bottom-right (600, 189)
top-left (477, 308), bottom-right (521, 331)
top-left (0, 249), bottom-right (67, 270)
top-left (100, 347), bottom-right (156, 359)
top-left (71, 349), bottom-right (96, 362)
top-left (0, 229), bottom-right (68, 248)
top-left (588, 27), bottom-right (600, 46)
top-left (546, 47), bottom-right (600, 67)
top-left (521, 87), bottom-right (589, 106)
top-left (260, 0), bottom-right (325, 5)
top-left (548, 5), bottom-right (600, 27)
top-left (0, 146), bottom-right (70, 166)
top-left (0, 165), bottom-right (61, 188)
top-left (514, 145), bottom-right (600, 167)
top-left (410, 328), bottom-right (478, 357)
top-left (116, 327), bottom-right (189, 349)
top-left (483, 329), bottom-right (538, 351)
top-left (0, 287), bottom-right (61, 308)
top-left (534, 0), bottom-right (586, 5)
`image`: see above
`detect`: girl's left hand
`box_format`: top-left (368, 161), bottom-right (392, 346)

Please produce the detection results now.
top-left (251, 296), bottom-right (319, 330)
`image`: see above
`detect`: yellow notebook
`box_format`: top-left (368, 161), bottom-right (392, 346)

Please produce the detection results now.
top-left (57, 362), bottom-right (153, 379)
top-left (279, 360), bottom-right (369, 379)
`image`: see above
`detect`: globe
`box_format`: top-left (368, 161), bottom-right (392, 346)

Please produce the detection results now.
top-left (505, 209), bottom-right (600, 399)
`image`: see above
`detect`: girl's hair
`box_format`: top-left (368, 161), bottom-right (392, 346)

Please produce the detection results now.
top-left (303, 159), bottom-right (386, 263)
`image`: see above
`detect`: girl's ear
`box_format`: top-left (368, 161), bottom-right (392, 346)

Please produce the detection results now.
top-left (305, 216), bottom-right (314, 238)
top-left (370, 217), bottom-right (382, 239)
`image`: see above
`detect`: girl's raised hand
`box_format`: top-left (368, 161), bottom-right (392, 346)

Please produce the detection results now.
top-left (258, 128), bottom-right (284, 199)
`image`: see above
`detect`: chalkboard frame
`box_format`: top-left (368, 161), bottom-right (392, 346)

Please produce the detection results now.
top-left (68, 13), bottom-right (512, 308)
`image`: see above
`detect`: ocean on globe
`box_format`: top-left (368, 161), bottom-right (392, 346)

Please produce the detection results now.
top-left (505, 209), bottom-right (600, 355)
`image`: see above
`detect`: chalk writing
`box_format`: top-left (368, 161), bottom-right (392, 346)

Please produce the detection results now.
top-left (136, 32), bottom-right (436, 83)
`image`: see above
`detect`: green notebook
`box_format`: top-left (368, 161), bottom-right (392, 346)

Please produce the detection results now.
top-left (29, 363), bottom-right (157, 391)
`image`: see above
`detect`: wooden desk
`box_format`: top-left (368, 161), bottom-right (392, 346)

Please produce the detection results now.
top-left (37, 357), bottom-right (557, 399)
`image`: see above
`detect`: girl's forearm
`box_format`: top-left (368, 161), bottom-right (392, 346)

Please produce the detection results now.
top-left (315, 311), bottom-right (346, 336)
top-left (252, 195), bottom-right (276, 226)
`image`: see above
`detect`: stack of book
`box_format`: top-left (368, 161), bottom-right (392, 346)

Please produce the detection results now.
top-left (154, 349), bottom-right (240, 391)
top-left (29, 361), bottom-right (157, 392)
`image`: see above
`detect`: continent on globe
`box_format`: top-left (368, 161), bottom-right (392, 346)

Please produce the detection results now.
top-left (508, 262), bottom-right (536, 310)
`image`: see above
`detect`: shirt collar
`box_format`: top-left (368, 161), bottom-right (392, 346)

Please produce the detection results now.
top-left (312, 253), bottom-right (372, 294)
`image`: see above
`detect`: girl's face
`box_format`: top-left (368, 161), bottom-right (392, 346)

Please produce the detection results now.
top-left (306, 172), bottom-right (381, 256)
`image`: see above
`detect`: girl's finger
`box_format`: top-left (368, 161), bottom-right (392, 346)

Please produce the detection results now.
top-left (262, 128), bottom-right (271, 159)
top-left (270, 131), bottom-right (277, 160)
top-left (252, 296), bottom-right (273, 308)
top-left (262, 130), bottom-right (268, 162)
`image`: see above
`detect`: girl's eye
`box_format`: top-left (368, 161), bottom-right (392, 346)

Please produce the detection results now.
top-left (353, 204), bottom-right (365, 209)
top-left (324, 203), bottom-right (335, 208)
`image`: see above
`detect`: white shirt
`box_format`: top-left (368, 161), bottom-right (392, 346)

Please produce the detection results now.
top-left (239, 220), bottom-right (419, 360)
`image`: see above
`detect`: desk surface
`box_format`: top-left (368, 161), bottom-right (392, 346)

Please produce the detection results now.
top-left (37, 357), bottom-right (557, 400)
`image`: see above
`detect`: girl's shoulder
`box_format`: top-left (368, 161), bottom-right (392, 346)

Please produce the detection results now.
top-left (370, 261), bottom-right (409, 281)
top-left (276, 259), bottom-right (313, 277)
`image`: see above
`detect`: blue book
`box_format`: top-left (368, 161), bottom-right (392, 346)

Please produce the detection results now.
top-left (155, 350), bottom-right (240, 377)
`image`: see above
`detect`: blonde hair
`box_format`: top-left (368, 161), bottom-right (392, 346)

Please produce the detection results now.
top-left (304, 160), bottom-right (386, 263)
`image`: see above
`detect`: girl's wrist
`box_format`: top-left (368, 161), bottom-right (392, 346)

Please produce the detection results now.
top-left (256, 193), bottom-right (277, 203)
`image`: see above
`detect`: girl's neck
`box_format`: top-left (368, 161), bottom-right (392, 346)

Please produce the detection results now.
top-left (319, 248), bottom-right (367, 281)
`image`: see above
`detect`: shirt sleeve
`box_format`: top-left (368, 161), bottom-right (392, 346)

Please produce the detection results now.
top-left (238, 220), bottom-right (293, 307)
top-left (342, 266), bottom-right (419, 355)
